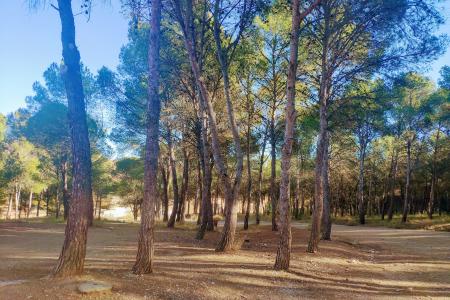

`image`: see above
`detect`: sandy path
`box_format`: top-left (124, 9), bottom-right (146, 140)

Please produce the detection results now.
top-left (0, 220), bottom-right (449, 299)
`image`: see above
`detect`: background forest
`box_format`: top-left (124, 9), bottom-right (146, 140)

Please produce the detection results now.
top-left (0, 0), bottom-right (449, 278)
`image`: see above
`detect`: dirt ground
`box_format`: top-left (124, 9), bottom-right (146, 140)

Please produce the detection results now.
top-left (0, 220), bottom-right (449, 300)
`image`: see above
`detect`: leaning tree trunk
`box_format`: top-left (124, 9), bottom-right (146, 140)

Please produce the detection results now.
top-left (212, 0), bottom-right (244, 251)
top-left (174, 0), bottom-right (241, 252)
top-left (132, 0), bottom-right (161, 275)
top-left (53, 0), bottom-right (93, 277)
top-left (167, 129), bottom-right (180, 228)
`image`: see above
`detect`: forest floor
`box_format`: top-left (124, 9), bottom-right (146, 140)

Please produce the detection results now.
top-left (332, 214), bottom-right (450, 231)
top-left (0, 219), bottom-right (449, 300)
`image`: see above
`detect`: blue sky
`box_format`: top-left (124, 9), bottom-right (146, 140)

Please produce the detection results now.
top-left (0, 0), bottom-right (128, 115)
top-left (0, 1), bottom-right (450, 115)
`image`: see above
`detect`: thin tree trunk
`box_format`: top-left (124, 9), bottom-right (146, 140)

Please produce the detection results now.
top-left (428, 127), bottom-right (440, 219)
top-left (274, 0), bottom-right (321, 270)
top-left (211, 0), bottom-right (244, 251)
top-left (61, 159), bottom-right (70, 220)
top-left (358, 143), bottom-right (367, 224)
top-left (15, 184), bottom-right (20, 219)
top-left (97, 196), bottom-right (102, 220)
top-left (161, 162), bottom-right (169, 222)
top-left (177, 148), bottom-right (189, 222)
top-left (6, 193), bottom-right (12, 219)
top-left (53, 0), bottom-right (93, 277)
top-left (387, 149), bottom-right (399, 221)
top-left (244, 94), bottom-right (252, 230)
top-left (36, 192), bottom-right (42, 217)
top-left (27, 191), bottom-right (33, 219)
top-left (167, 129), bottom-right (180, 228)
top-left (174, 0), bottom-right (241, 251)
top-left (132, 0), bottom-right (162, 275)
top-left (270, 115), bottom-right (278, 231)
top-left (256, 126), bottom-right (268, 225)
top-left (321, 140), bottom-right (332, 240)
top-left (402, 139), bottom-right (412, 223)
top-left (308, 0), bottom-right (330, 253)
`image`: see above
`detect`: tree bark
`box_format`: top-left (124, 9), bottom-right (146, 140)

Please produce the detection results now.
top-left (357, 142), bottom-right (367, 224)
top-left (387, 149), bottom-right (399, 221)
top-left (428, 127), bottom-right (440, 219)
top-left (270, 113), bottom-right (278, 231)
top-left (211, 0), bottom-right (244, 251)
top-left (53, 0), bottom-right (93, 277)
top-left (244, 93), bottom-right (253, 230)
top-left (308, 0), bottom-right (330, 253)
top-left (256, 126), bottom-right (268, 225)
top-left (274, 0), bottom-right (321, 270)
top-left (6, 193), bottom-right (12, 219)
top-left (27, 191), bottom-right (33, 219)
top-left (61, 159), bottom-right (70, 220)
top-left (167, 129), bottom-right (180, 228)
top-left (177, 148), bottom-right (189, 222)
top-left (402, 139), bottom-right (412, 223)
top-left (161, 162), bottom-right (170, 222)
top-left (173, 0), bottom-right (242, 251)
top-left (132, 0), bottom-right (161, 275)
top-left (321, 140), bottom-right (331, 240)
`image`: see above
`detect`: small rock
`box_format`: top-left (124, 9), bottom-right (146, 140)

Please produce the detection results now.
top-left (78, 281), bottom-right (112, 294)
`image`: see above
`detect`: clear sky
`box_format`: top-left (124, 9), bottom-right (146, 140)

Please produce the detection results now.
top-left (0, 0), bottom-right (128, 115)
top-left (0, 1), bottom-right (450, 115)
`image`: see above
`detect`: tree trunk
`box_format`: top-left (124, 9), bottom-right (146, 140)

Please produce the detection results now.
top-left (308, 1), bottom-right (330, 253)
top-left (36, 192), bottom-right (42, 217)
top-left (256, 127), bottom-right (268, 225)
top-left (167, 129), bottom-right (180, 228)
top-left (177, 148), bottom-right (189, 222)
top-left (53, 0), bottom-right (93, 277)
top-left (321, 140), bottom-right (332, 240)
top-left (387, 149), bottom-right (398, 221)
top-left (274, 0), bottom-right (320, 270)
top-left (161, 162), bottom-right (170, 222)
top-left (61, 159), bottom-right (70, 220)
top-left (244, 95), bottom-right (252, 230)
top-left (402, 139), bottom-right (412, 223)
top-left (270, 115), bottom-right (278, 231)
top-left (358, 143), bottom-right (367, 224)
top-left (27, 191), bottom-right (33, 219)
top-left (174, 1), bottom-right (241, 251)
top-left (196, 108), bottom-right (214, 239)
top-left (6, 193), bottom-right (12, 219)
top-left (97, 196), bottom-right (102, 220)
top-left (15, 184), bottom-right (20, 219)
top-left (211, 0), bottom-right (244, 251)
top-left (132, 0), bottom-right (161, 275)
top-left (428, 127), bottom-right (440, 219)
